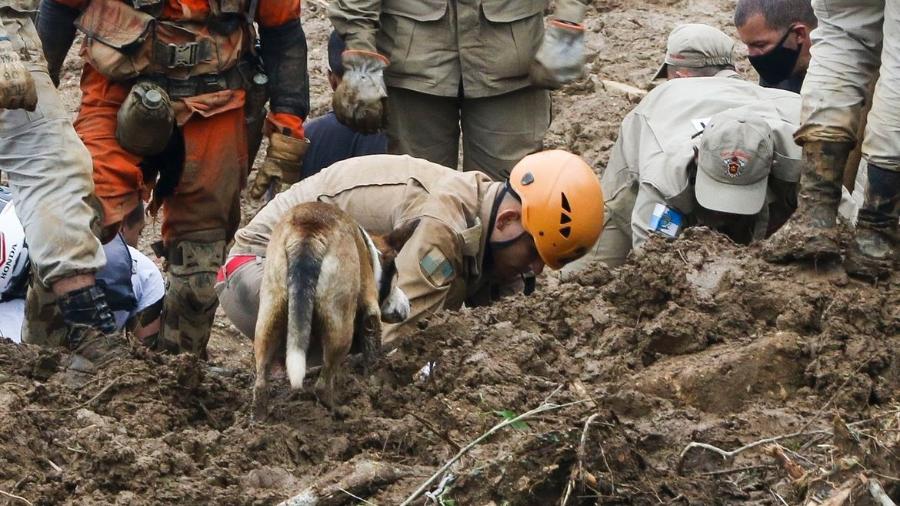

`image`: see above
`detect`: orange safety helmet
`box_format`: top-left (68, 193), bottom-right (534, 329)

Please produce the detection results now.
top-left (508, 150), bottom-right (604, 270)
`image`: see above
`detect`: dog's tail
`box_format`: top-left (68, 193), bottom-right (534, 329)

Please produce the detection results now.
top-left (285, 240), bottom-right (322, 389)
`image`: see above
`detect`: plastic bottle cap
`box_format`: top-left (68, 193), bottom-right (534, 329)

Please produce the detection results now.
top-left (143, 89), bottom-right (164, 108)
top-left (253, 73), bottom-right (269, 86)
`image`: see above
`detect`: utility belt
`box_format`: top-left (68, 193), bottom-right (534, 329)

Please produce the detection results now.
top-left (143, 60), bottom-right (248, 100)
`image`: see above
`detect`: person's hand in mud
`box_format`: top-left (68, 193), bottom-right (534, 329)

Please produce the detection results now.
top-left (332, 50), bottom-right (389, 134)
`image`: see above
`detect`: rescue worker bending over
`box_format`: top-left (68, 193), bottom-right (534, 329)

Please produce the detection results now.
top-left (37, 0), bottom-right (311, 358)
top-left (217, 151), bottom-right (604, 349)
top-left (563, 71), bottom-right (803, 272)
top-left (652, 24), bottom-right (738, 81)
top-left (0, 2), bottom-right (120, 371)
top-left (328, 0), bottom-right (588, 180)
top-left (765, 0), bottom-right (899, 280)
top-left (0, 193), bottom-right (164, 347)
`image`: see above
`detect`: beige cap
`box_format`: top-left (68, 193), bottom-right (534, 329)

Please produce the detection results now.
top-left (653, 24), bottom-right (735, 79)
top-left (695, 109), bottom-right (774, 215)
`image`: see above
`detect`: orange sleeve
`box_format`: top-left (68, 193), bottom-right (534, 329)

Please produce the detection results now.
top-left (53, 0), bottom-right (88, 8)
top-left (256, 0), bottom-right (302, 28)
top-left (266, 112), bottom-right (305, 139)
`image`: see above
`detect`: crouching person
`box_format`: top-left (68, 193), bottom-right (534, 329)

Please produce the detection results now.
top-left (217, 152), bottom-right (605, 353)
top-left (0, 192), bottom-right (164, 346)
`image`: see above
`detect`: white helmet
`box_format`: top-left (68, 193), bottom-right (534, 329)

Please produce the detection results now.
top-left (0, 187), bottom-right (29, 298)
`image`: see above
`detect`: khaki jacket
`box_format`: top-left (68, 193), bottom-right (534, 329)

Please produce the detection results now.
top-left (328, 0), bottom-right (587, 98)
top-left (597, 75), bottom-right (802, 264)
top-left (232, 154), bottom-right (503, 341)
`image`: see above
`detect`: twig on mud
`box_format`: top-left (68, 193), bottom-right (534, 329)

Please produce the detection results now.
top-left (769, 488), bottom-right (788, 506)
top-left (699, 464), bottom-right (775, 477)
top-left (867, 478), bottom-right (897, 506)
top-left (0, 489), bottom-right (32, 505)
top-left (45, 459), bottom-right (62, 474)
top-left (679, 429), bottom-right (827, 463)
top-left (337, 487), bottom-right (376, 505)
top-left (562, 413), bottom-right (603, 506)
top-left (400, 400), bottom-right (585, 506)
top-left (410, 413), bottom-right (462, 451)
top-left (767, 445), bottom-right (805, 481)
top-left (543, 384), bottom-right (565, 405)
top-left (18, 374), bottom-right (134, 414)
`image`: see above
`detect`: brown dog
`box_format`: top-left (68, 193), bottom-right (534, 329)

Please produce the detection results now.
top-left (252, 202), bottom-right (418, 420)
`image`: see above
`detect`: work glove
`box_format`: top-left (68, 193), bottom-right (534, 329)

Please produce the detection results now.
top-left (0, 32), bottom-right (37, 111)
top-left (249, 132), bottom-right (310, 200)
top-left (332, 50), bottom-right (389, 134)
top-left (529, 19), bottom-right (586, 89)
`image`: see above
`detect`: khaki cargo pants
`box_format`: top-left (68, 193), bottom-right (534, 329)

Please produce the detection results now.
top-left (386, 86), bottom-right (551, 180)
top-left (0, 9), bottom-right (105, 344)
top-left (797, 0), bottom-right (900, 173)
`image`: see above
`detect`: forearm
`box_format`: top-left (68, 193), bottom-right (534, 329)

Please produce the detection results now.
top-left (553, 0), bottom-right (587, 23)
top-left (37, 0), bottom-right (79, 86)
top-left (327, 0), bottom-right (382, 53)
top-left (258, 19), bottom-right (309, 122)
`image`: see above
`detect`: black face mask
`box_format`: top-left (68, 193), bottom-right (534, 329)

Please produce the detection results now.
top-left (748, 27), bottom-right (801, 85)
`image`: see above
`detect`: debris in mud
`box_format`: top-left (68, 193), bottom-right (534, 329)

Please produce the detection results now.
top-left (0, 229), bottom-right (896, 505)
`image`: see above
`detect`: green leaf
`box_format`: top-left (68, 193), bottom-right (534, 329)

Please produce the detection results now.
top-left (494, 409), bottom-right (529, 430)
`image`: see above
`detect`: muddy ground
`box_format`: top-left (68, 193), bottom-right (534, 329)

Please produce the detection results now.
top-left (1, 0), bottom-right (898, 505)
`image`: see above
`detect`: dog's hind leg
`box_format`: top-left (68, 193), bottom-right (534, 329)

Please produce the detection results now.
top-left (314, 309), bottom-right (354, 414)
top-left (252, 273), bottom-right (288, 422)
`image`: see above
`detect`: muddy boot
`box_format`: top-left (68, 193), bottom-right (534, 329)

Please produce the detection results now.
top-left (159, 236), bottom-right (226, 359)
top-left (844, 164), bottom-right (900, 280)
top-left (763, 141), bottom-right (854, 262)
top-left (57, 285), bottom-right (126, 383)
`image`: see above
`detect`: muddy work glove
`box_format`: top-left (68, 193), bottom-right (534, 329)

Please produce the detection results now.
top-left (0, 32), bottom-right (37, 111)
top-left (249, 132), bottom-right (310, 200)
top-left (529, 20), bottom-right (586, 89)
top-left (332, 50), bottom-right (389, 134)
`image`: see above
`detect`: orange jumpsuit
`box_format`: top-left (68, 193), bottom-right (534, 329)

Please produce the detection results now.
top-left (57, 0), bottom-right (304, 244)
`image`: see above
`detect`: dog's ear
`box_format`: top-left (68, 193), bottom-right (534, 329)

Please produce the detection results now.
top-left (385, 219), bottom-right (421, 252)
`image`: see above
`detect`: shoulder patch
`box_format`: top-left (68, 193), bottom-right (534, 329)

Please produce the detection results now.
top-left (419, 247), bottom-right (455, 287)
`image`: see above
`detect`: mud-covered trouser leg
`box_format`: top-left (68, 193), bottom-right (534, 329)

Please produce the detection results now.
top-left (159, 232), bottom-right (227, 359)
top-left (845, 164), bottom-right (900, 279)
top-left (0, 12), bottom-right (106, 344)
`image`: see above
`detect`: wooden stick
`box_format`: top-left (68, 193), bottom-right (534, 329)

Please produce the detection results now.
top-left (0, 490), bottom-right (32, 506)
top-left (679, 429), bottom-right (827, 461)
top-left (868, 478), bottom-right (897, 506)
top-left (20, 374), bottom-right (133, 413)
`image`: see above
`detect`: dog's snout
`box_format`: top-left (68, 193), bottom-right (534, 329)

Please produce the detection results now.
top-left (381, 287), bottom-right (410, 323)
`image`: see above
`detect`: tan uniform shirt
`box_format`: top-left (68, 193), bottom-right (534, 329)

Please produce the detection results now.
top-left (232, 154), bottom-right (503, 341)
top-left (328, 0), bottom-right (587, 98)
top-left (576, 75), bottom-right (802, 269)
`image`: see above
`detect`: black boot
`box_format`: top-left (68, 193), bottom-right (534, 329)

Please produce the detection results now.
top-left (763, 141), bottom-right (854, 262)
top-left (57, 285), bottom-right (124, 371)
top-left (845, 164), bottom-right (900, 280)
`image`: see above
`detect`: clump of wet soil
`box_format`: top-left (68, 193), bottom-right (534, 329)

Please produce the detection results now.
top-left (0, 229), bottom-right (897, 505)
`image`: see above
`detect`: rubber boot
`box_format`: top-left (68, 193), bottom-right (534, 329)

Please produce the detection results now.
top-left (56, 285), bottom-right (125, 381)
top-left (844, 164), bottom-right (899, 280)
top-left (763, 141), bottom-right (854, 262)
top-left (158, 236), bottom-right (226, 359)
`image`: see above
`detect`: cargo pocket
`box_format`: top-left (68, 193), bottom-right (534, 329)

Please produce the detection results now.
top-left (378, 0), bottom-right (449, 85)
top-left (75, 1), bottom-right (155, 80)
top-left (478, 0), bottom-right (545, 80)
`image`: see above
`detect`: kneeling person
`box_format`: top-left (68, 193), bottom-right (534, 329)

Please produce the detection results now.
top-left (0, 195), bottom-right (164, 344)
top-left (218, 152), bottom-right (604, 347)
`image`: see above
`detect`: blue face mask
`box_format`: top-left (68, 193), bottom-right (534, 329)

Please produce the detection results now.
top-left (748, 26), bottom-right (802, 85)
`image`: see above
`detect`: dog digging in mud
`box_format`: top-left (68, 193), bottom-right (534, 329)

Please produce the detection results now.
top-left (252, 202), bottom-right (419, 420)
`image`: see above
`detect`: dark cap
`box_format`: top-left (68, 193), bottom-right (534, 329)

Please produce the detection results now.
top-left (328, 30), bottom-right (347, 77)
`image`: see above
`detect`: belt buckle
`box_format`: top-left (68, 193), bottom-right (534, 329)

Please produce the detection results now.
top-left (166, 42), bottom-right (199, 68)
